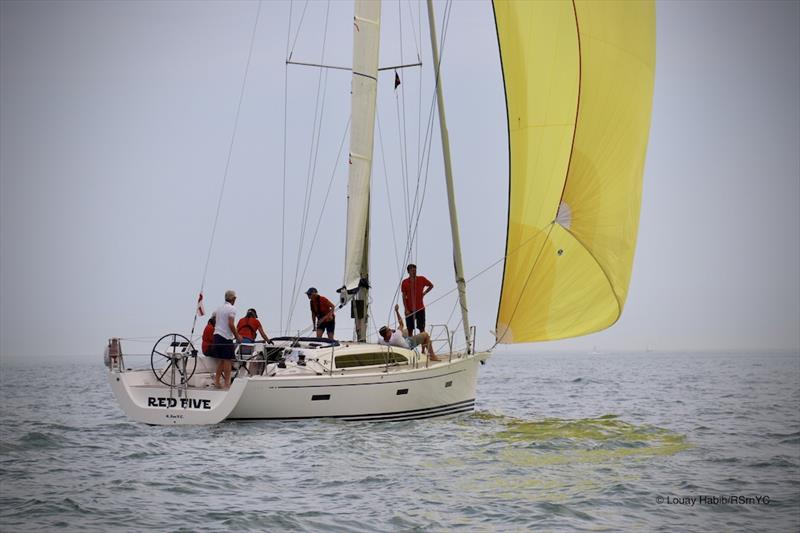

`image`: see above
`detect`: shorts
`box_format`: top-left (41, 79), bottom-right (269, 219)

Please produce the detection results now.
top-left (405, 333), bottom-right (427, 349)
top-left (405, 308), bottom-right (426, 333)
top-left (212, 334), bottom-right (235, 360)
top-left (316, 319), bottom-right (335, 335)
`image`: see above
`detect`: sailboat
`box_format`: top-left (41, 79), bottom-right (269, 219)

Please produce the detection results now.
top-left (105, 0), bottom-right (655, 425)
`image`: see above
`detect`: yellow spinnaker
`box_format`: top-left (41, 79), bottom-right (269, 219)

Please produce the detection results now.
top-left (493, 0), bottom-right (655, 343)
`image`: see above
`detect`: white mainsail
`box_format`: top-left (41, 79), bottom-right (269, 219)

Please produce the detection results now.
top-left (342, 1), bottom-right (381, 296)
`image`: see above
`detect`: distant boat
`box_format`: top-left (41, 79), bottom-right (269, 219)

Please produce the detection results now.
top-left (105, 0), bottom-right (656, 425)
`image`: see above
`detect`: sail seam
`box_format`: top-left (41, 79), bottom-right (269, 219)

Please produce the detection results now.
top-left (558, 0), bottom-right (582, 208)
top-left (560, 1), bottom-right (624, 322)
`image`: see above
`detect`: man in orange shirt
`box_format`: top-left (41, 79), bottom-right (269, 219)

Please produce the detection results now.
top-left (237, 308), bottom-right (272, 356)
top-left (202, 315), bottom-right (216, 356)
top-left (237, 308), bottom-right (271, 344)
top-left (401, 264), bottom-right (434, 335)
top-left (306, 287), bottom-right (336, 339)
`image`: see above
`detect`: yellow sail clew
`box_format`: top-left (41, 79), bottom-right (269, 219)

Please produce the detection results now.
top-left (493, 0), bottom-right (656, 343)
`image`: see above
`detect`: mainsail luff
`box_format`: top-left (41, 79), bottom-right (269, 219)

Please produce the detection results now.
top-left (493, 0), bottom-right (656, 344)
top-left (343, 0), bottom-right (381, 341)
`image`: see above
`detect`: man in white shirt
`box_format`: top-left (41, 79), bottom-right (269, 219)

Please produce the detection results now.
top-left (378, 304), bottom-right (440, 361)
top-left (212, 289), bottom-right (242, 388)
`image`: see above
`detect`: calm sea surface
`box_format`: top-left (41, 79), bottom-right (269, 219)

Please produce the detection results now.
top-left (1, 351), bottom-right (798, 532)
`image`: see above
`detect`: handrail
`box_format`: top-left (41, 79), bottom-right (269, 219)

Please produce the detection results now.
top-left (427, 324), bottom-right (453, 358)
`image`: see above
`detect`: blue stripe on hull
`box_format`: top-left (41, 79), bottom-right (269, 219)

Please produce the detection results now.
top-left (227, 398), bottom-right (475, 422)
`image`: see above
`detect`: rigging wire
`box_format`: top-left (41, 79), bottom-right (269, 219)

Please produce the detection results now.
top-left (293, 118), bottom-right (351, 318)
top-left (397, 0), bottom-right (412, 260)
top-left (404, 0), bottom-right (423, 63)
top-left (281, 0), bottom-right (295, 334)
top-left (407, 0), bottom-right (454, 261)
top-left (287, 0), bottom-right (311, 60)
top-left (415, 1), bottom-right (424, 230)
top-left (383, 83), bottom-right (437, 326)
top-left (287, 0), bottom-right (333, 331)
top-left (414, 0), bottom-right (424, 263)
top-left (383, 0), bottom-right (455, 328)
top-left (376, 113), bottom-right (402, 276)
top-left (395, 88), bottom-right (412, 250)
top-left (192, 0), bottom-right (262, 337)
top-left (379, 0), bottom-right (453, 328)
top-left (408, 226), bottom-right (554, 351)
top-left (490, 223), bottom-right (557, 350)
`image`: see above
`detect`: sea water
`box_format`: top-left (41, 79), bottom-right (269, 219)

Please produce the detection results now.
top-left (1, 351), bottom-right (798, 532)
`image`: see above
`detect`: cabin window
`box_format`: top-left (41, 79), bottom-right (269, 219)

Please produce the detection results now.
top-left (396, 389), bottom-right (409, 395)
top-left (445, 381), bottom-right (452, 388)
top-left (335, 352), bottom-right (408, 369)
top-left (312, 394), bottom-right (330, 401)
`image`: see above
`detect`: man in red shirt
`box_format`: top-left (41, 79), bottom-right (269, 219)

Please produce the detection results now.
top-left (306, 287), bottom-right (336, 339)
top-left (237, 308), bottom-right (271, 344)
top-left (202, 315), bottom-right (216, 356)
top-left (401, 264), bottom-right (434, 335)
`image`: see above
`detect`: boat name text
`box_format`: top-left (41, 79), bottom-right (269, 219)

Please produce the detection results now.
top-left (148, 397), bottom-right (212, 409)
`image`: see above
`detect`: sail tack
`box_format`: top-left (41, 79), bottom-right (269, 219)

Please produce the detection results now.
top-left (493, 0), bottom-right (656, 343)
top-left (343, 0), bottom-right (382, 294)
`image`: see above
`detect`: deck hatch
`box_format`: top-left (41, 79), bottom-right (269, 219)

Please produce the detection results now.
top-left (335, 352), bottom-right (408, 369)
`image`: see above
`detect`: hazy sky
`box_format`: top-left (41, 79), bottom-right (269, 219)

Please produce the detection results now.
top-left (1, 0), bottom-right (798, 361)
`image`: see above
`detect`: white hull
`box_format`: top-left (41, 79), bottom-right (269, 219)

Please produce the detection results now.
top-left (107, 340), bottom-right (490, 425)
top-left (229, 354), bottom-right (481, 421)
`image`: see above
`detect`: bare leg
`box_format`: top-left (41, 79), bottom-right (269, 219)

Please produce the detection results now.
top-left (316, 328), bottom-right (323, 338)
top-left (222, 360), bottom-right (232, 388)
top-left (424, 333), bottom-right (441, 361)
top-left (214, 361), bottom-right (223, 388)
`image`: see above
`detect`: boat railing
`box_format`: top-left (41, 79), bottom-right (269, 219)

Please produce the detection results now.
top-left (105, 337), bottom-right (125, 371)
top-left (232, 340), bottom-right (286, 377)
top-left (428, 324), bottom-right (454, 359)
top-left (232, 338), bottom-right (343, 377)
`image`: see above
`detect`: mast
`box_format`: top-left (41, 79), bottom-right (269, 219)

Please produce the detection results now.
top-left (342, 0), bottom-right (381, 342)
top-left (425, 0), bottom-right (472, 353)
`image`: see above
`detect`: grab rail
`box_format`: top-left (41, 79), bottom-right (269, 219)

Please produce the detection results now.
top-left (427, 324), bottom-right (453, 358)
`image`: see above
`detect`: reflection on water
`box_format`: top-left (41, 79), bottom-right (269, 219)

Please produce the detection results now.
top-left (436, 412), bottom-right (692, 504)
top-left (488, 413), bottom-right (691, 460)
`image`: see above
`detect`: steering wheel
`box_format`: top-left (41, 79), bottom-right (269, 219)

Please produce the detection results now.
top-left (150, 333), bottom-right (197, 386)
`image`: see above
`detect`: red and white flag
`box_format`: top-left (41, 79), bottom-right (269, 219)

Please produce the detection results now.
top-left (197, 292), bottom-right (205, 316)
